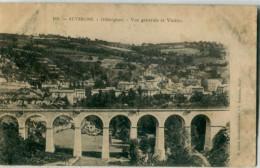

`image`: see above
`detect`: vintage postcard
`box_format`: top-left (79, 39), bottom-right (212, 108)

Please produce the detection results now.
top-left (0, 3), bottom-right (256, 167)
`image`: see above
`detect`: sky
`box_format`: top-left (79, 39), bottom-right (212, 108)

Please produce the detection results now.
top-left (0, 4), bottom-right (256, 45)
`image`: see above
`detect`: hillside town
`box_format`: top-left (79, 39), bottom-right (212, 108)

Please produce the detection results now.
top-left (0, 33), bottom-right (229, 109)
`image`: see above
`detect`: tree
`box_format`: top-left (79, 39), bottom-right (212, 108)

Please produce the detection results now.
top-left (139, 137), bottom-right (155, 154)
top-left (129, 139), bottom-right (140, 165)
top-left (24, 123), bottom-right (45, 153)
top-left (190, 92), bottom-right (204, 104)
top-left (210, 68), bottom-right (220, 78)
top-left (191, 117), bottom-right (206, 152)
top-left (164, 117), bottom-right (210, 167)
top-left (85, 116), bottom-right (103, 130)
top-left (118, 71), bottom-right (132, 81)
top-left (0, 119), bottom-right (68, 165)
top-left (164, 117), bottom-right (191, 165)
top-left (174, 93), bottom-right (187, 106)
top-left (0, 122), bottom-right (25, 165)
top-left (208, 47), bottom-right (222, 58)
top-left (201, 78), bottom-right (208, 91)
top-left (144, 76), bottom-right (155, 80)
top-left (61, 96), bottom-right (70, 106)
top-left (119, 91), bottom-right (127, 105)
top-left (127, 89), bottom-right (137, 107)
top-left (95, 90), bottom-right (107, 107)
top-left (206, 122), bottom-right (230, 166)
top-left (183, 56), bottom-right (193, 64)
top-left (137, 86), bottom-right (142, 96)
top-left (101, 73), bottom-right (108, 81)
top-left (94, 78), bottom-right (105, 88)
top-left (129, 64), bottom-right (137, 71)
top-left (215, 91), bottom-right (229, 107)
top-left (165, 116), bottom-right (186, 150)
top-left (175, 57), bottom-right (181, 65)
top-left (109, 116), bottom-right (130, 142)
top-left (190, 92), bottom-right (214, 107)
top-left (119, 126), bottom-right (130, 142)
top-left (200, 94), bottom-right (213, 107)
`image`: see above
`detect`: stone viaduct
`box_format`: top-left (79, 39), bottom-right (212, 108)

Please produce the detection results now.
top-left (0, 108), bottom-right (230, 160)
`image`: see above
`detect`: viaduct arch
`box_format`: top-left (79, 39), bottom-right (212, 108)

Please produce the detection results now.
top-left (0, 108), bottom-right (230, 160)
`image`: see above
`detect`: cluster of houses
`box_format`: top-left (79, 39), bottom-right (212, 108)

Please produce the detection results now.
top-left (0, 51), bottom-right (229, 106)
top-left (0, 66), bottom-right (229, 107)
top-left (50, 89), bottom-right (86, 104)
top-left (38, 63), bottom-right (229, 105)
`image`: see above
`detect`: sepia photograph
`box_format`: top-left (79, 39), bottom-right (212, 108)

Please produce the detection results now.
top-left (0, 3), bottom-right (256, 167)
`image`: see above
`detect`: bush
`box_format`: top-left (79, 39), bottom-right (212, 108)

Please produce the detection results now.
top-left (129, 139), bottom-right (140, 165)
top-left (119, 126), bottom-right (130, 142)
top-left (139, 137), bottom-right (155, 154)
top-left (0, 123), bottom-right (26, 165)
top-left (128, 139), bottom-right (162, 166)
top-left (24, 134), bottom-right (45, 153)
top-left (137, 154), bottom-right (162, 166)
top-left (166, 145), bottom-right (210, 166)
top-left (206, 122), bottom-right (230, 166)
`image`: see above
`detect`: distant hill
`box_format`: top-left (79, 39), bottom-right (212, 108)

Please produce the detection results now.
top-left (0, 33), bottom-right (228, 89)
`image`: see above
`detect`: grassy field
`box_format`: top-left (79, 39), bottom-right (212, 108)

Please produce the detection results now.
top-left (161, 48), bottom-right (200, 55)
top-left (192, 56), bottom-right (225, 64)
top-left (100, 45), bottom-right (133, 52)
top-left (54, 129), bottom-right (128, 158)
top-left (101, 58), bottom-right (123, 68)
